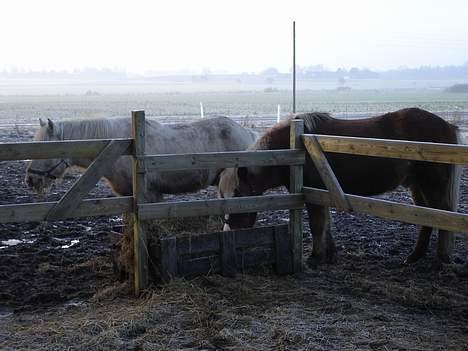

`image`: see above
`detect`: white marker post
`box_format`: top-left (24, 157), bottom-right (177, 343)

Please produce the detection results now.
top-left (200, 102), bottom-right (204, 118)
top-left (277, 104), bottom-right (281, 123)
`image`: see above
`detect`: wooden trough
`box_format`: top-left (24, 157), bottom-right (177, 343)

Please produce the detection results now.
top-left (157, 224), bottom-right (291, 281)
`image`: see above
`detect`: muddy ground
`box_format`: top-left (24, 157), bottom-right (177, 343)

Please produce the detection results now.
top-left (1, 127), bottom-right (468, 350)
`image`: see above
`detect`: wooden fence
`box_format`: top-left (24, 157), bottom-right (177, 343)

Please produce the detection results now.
top-left (0, 112), bottom-right (306, 295)
top-left (304, 134), bottom-right (468, 233)
top-left (1, 110), bottom-right (468, 296)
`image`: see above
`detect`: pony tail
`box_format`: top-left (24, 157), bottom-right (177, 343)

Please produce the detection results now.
top-left (448, 128), bottom-right (463, 211)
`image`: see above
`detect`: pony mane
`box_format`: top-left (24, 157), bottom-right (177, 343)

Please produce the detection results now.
top-left (60, 118), bottom-right (133, 140)
top-left (33, 118), bottom-right (136, 141)
top-left (250, 116), bottom-right (293, 150)
top-left (251, 112), bottom-right (332, 150)
top-left (298, 112), bottom-right (333, 132)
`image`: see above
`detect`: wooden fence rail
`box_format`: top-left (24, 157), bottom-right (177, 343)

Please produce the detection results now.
top-left (304, 187), bottom-right (468, 234)
top-left (0, 139), bottom-right (132, 161)
top-left (143, 149), bottom-right (305, 171)
top-left (0, 197), bottom-right (132, 223)
top-left (138, 194), bottom-right (304, 220)
top-left (310, 134), bottom-right (468, 165)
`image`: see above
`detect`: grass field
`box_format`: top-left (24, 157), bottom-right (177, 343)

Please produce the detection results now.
top-left (1, 89), bottom-right (468, 124)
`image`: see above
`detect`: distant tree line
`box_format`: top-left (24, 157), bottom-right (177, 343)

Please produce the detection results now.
top-left (260, 62), bottom-right (468, 81)
top-left (0, 67), bottom-right (127, 80)
top-left (2, 62), bottom-right (468, 81)
top-left (445, 83), bottom-right (468, 93)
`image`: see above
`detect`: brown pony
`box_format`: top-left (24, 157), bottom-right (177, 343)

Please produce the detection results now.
top-left (218, 108), bottom-right (462, 266)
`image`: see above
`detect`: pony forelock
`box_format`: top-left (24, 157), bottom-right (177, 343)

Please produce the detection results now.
top-left (218, 168), bottom-right (239, 198)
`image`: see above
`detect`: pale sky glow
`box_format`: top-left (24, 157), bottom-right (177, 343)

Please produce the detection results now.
top-left (1, 0), bottom-right (468, 74)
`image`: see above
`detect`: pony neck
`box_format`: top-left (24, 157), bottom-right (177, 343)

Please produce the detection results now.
top-left (256, 165), bottom-right (290, 193)
top-left (59, 118), bottom-right (131, 170)
top-left (250, 119), bottom-right (293, 192)
top-left (251, 119), bottom-right (291, 151)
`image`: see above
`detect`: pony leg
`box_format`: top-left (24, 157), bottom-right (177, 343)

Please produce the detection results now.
top-left (437, 230), bottom-right (455, 263)
top-left (405, 186), bottom-right (433, 263)
top-left (436, 163), bottom-right (461, 263)
top-left (305, 203), bottom-right (337, 267)
top-left (408, 162), bottom-right (461, 264)
top-left (145, 192), bottom-right (163, 203)
top-left (405, 227), bottom-right (433, 264)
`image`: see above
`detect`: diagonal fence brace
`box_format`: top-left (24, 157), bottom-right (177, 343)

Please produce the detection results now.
top-left (46, 140), bottom-right (131, 221)
top-left (302, 134), bottom-right (352, 212)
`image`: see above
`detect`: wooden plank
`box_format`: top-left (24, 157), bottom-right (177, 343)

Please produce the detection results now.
top-left (160, 236), bottom-right (178, 282)
top-left (237, 247), bottom-right (275, 271)
top-left (138, 194), bottom-right (304, 220)
top-left (220, 231), bottom-right (237, 277)
top-left (235, 225), bottom-right (281, 249)
top-left (131, 110), bottom-right (149, 294)
top-left (289, 119), bottom-right (305, 272)
top-left (177, 232), bottom-right (221, 256)
top-left (0, 197), bottom-right (132, 223)
top-left (274, 225), bottom-right (293, 274)
top-left (311, 134), bottom-right (468, 165)
top-left (178, 255), bottom-right (220, 276)
top-left (143, 149), bottom-right (305, 171)
top-left (304, 187), bottom-right (468, 234)
top-left (178, 248), bottom-right (275, 277)
top-left (0, 139), bottom-right (132, 161)
top-left (302, 135), bottom-right (351, 212)
top-left (45, 139), bottom-right (131, 220)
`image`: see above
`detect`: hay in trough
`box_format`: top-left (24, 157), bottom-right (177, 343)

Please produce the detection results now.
top-left (112, 214), bottom-right (224, 282)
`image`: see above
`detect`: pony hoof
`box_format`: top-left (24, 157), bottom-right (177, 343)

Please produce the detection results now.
top-left (306, 253), bottom-right (337, 269)
top-left (327, 250), bottom-right (338, 265)
top-left (306, 255), bottom-right (323, 269)
top-left (437, 254), bottom-right (452, 264)
top-left (404, 252), bottom-right (424, 265)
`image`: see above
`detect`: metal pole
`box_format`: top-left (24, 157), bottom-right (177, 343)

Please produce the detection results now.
top-left (293, 21), bottom-right (296, 114)
top-left (200, 102), bottom-right (204, 118)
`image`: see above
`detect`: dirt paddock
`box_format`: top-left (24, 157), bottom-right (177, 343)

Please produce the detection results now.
top-left (1, 128), bottom-right (467, 350)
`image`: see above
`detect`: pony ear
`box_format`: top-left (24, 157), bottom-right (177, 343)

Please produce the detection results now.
top-left (237, 167), bottom-right (248, 179)
top-left (39, 118), bottom-right (46, 127)
top-left (47, 118), bottom-right (54, 135)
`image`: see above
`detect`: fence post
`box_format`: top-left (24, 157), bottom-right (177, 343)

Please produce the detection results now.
top-left (131, 110), bottom-right (148, 295)
top-left (289, 119), bottom-right (304, 272)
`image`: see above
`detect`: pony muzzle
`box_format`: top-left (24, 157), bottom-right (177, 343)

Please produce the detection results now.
top-left (223, 212), bottom-right (258, 231)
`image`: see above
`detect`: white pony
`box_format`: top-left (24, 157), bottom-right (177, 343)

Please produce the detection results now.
top-left (26, 117), bottom-right (258, 202)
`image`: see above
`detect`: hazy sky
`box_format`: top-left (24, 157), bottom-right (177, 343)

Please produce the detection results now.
top-left (1, 0), bottom-right (468, 74)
